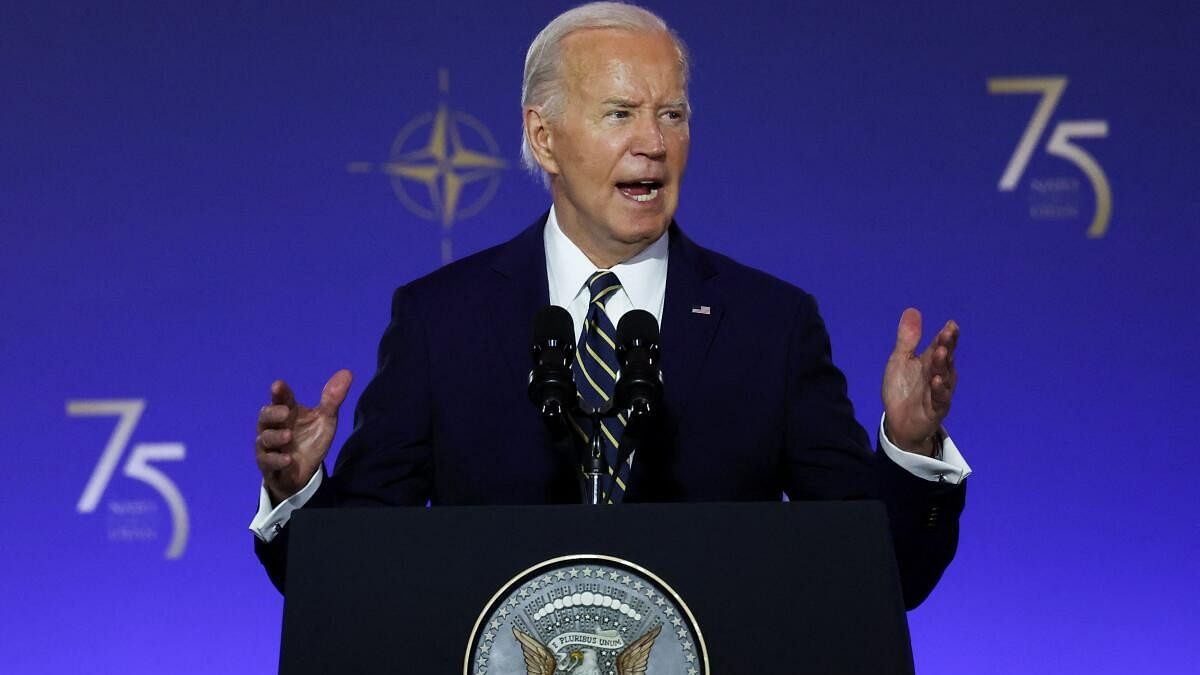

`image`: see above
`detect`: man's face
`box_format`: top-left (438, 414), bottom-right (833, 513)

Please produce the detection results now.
top-left (538, 29), bottom-right (690, 265)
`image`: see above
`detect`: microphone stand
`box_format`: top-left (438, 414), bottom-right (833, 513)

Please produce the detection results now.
top-left (565, 398), bottom-right (616, 506)
top-left (533, 393), bottom-right (611, 505)
top-left (575, 398), bottom-right (652, 505)
top-left (582, 409), bottom-right (607, 505)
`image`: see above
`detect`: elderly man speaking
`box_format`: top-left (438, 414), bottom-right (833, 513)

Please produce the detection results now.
top-left (250, 2), bottom-right (970, 609)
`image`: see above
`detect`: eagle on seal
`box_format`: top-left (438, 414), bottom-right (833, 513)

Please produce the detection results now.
top-left (511, 625), bottom-right (662, 675)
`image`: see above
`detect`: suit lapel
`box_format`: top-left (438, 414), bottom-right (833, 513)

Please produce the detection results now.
top-left (659, 223), bottom-right (724, 421)
top-left (623, 224), bottom-right (723, 502)
top-left (487, 213), bottom-right (553, 384)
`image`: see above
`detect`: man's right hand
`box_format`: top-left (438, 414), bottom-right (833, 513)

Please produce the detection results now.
top-left (255, 370), bottom-right (353, 506)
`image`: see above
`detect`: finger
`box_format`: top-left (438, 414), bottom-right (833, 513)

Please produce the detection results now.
top-left (937, 322), bottom-right (959, 378)
top-left (931, 344), bottom-right (951, 377)
top-left (257, 452), bottom-right (293, 472)
top-left (934, 356), bottom-right (959, 397)
top-left (270, 379), bottom-right (297, 408)
top-left (936, 320), bottom-right (959, 352)
top-left (256, 428), bottom-right (293, 450)
top-left (257, 404), bottom-right (291, 430)
top-left (930, 374), bottom-right (954, 411)
top-left (318, 369), bottom-right (353, 416)
top-left (922, 318), bottom-right (959, 365)
top-left (892, 307), bottom-right (923, 357)
top-left (934, 368), bottom-right (957, 394)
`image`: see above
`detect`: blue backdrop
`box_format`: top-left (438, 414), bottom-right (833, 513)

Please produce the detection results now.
top-left (2, 1), bottom-right (1197, 673)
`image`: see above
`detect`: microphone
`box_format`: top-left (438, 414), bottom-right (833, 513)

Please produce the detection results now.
top-left (528, 306), bottom-right (578, 426)
top-left (614, 309), bottom-right (663, 425)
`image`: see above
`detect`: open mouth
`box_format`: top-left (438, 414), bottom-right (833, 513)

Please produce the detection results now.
top-left (617, 180), bottom-right (663, 203)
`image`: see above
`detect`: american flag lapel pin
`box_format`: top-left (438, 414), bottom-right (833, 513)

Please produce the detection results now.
top-left (691, 305), bottom-right (711, 315)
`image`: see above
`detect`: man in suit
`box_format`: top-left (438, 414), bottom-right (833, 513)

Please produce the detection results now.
top-left (250, 2), bottom-right (970, 608)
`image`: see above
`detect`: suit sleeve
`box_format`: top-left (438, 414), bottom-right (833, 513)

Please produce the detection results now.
top-left (254, 284), bottom-right (435, 593)
top-left (781, 293), bottom-right (965, 609)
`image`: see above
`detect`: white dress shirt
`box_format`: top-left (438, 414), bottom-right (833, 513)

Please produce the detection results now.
top-left (250, 207), bottom-right (971, 542)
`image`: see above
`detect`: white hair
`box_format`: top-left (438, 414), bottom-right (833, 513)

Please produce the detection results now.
top-left (519, 1), bottom-right (691, 184)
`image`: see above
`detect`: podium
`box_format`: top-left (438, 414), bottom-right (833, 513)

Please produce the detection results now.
top-left (279, 502), bottom-right (914, 674)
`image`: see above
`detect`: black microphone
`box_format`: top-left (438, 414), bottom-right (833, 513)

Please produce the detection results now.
top-left (528, 305), bottom-right (578, 426)
top-left (614, 309), bottom-right (663, 424)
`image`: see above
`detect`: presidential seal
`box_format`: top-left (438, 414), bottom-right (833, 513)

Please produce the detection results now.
top-left (465, 554), bottom-right (708, 675)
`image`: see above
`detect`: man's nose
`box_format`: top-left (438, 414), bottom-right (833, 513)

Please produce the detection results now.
top-left (631, 116), bottom-right (667, 159)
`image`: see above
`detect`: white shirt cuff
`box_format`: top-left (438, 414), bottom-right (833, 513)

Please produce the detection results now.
top-left (247, 467), bottom-right (324, 543)
top-left (878, 414), bottom-right (972, 485)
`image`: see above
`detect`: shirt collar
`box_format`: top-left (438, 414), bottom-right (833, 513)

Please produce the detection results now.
top-left (544, 205), bottom-right (669, 309)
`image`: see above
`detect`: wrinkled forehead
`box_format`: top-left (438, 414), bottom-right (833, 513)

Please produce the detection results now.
top-left (559, 28), bottom-right (688, 99)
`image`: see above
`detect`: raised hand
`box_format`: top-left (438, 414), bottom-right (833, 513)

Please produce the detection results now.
top-left (881, 308), bottom-right (959, 456)
top-left (255, 370), bottom-right (352, 505)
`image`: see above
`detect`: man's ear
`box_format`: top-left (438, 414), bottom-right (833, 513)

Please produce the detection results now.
top-left (523, 107), bottom-right (560, 176)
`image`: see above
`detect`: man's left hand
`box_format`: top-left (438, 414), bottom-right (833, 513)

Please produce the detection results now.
top-left (882, 308), bottom-right (959, 456)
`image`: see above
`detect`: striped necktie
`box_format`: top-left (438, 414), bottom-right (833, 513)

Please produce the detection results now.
top-left (572, 270), bottom-right (632, 503)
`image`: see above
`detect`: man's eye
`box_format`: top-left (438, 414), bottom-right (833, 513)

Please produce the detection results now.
top-left (663, 110), bottom-right (685, 121)
top-left (607, 110), bottom-right (630, 119)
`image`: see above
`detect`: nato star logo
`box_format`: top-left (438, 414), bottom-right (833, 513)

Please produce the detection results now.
top-left (348, 69), bottom-right (506, 263)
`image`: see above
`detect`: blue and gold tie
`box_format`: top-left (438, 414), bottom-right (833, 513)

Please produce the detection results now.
top-left (572, 270), bottom-right (632, 503)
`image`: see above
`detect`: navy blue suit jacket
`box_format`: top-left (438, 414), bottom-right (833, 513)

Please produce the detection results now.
top-left (257, 215), bottom-right (965, 607)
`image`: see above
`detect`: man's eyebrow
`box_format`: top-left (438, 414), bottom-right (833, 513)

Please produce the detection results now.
top-left (600, 97), bottom-right (690, 109)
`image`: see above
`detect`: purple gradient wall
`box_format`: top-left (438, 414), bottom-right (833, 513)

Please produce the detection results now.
top-left (2, 1), bottom-right (1197, 673)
